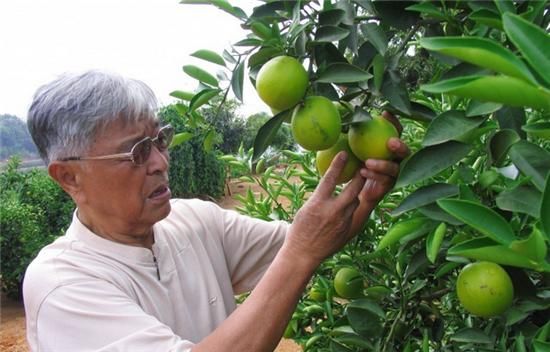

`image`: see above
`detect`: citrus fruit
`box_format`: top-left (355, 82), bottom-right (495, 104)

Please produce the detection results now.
top-left (348, 116), bottom-right (399, 160)
top-left (308, 287), bottom-right (326, 302)
top-left (256, 55), bottom-right (308, 111)
top-left (456, 261), bottom-right (514, 318)
top-left (316, 133), bottom-right (362, 184)
top-left (291, 96), bottom-right (341, 151)
top-left (333, 267), bottom-right (364, 299)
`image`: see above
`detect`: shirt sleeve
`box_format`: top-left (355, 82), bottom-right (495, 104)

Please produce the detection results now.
top-left (35, 280), bottom-right (194, 352)
top-left (216, 204), bottom-right (289, 294)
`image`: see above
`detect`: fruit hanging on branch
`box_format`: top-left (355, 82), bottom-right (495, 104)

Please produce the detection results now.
top-left (456, 261), bottom-right (514, 318)
top-left (255, 55), bottom-right (309, 111)
top-left (316, 133), bottom-right (362, 185)
top-left (291, 95), bottom-right (341, 151)
top-left (348, 115), bottom-right (399, 161)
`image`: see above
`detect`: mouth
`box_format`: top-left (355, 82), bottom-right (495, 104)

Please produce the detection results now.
top-left (149, 184), bottom-right (171, 200)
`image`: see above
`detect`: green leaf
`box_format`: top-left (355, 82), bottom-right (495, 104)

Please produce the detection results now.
top-left (248, 47), bottom-right (282, 68)
top-left (396, 141), bottom-right (472, 188)
top-left (316, 63), bottom-right (372, 84)
top-left (182, 65), bottom-right (219, 87)
top-left (202, 129), bottom-right (217, 151)
top-left (315, 25), bottom-right (350, 42)
top-left (188, 88), bottom-right (221, 113)
top-left (496, 185), bottom-right (542, 218)
top-left (542, 174), bottom-right (550, 240)
top-left (451, 328), bottom-right (494, 344)
top-left (421, 75), bottom-right (550, 110)
top-left (469, 9), bottom-right (503, 29)
top-left (509, 228), bottom-right (547, 262)
top-left (437, 199), bottom-right (516, 245)
top-left (495, 107), bottom-right (526, 138)
top-left (383, 101), bottom-right (436, 122)
top-left (466, 100), bottom-right (502, 117)
top-left (503, 12), bottom-right (550, 86)
top-left (392, 183), bottom-right (459, 217)
top-left (169, 90), bottom-right (195, 101)
top-left (252, 111), bottom-right (286, 162)
top-left (420, 37), bottom-right (536, 84)
top-left (426, 222), bottom-right (447, 264)
top-left (231, 61), bottom-right (244, 102)
top-left (234, 38), bottom-right (263, 47)
top-left (372, 54), bottom-right (384, 92)
top-left (406, 2), bottom-right (447, 20)
top-left (509, 140), bottom-right (550, 192)
top-left (360, 23), bottom-right (387, 55)
top-left (522, 122), bottom-right (550, 139)
top-left (381, 70), bottom-right (411, 116)
top-left (422, 110), bottom-right (486, 147)
top-left (487, 129), bottom-right (521, 166)
top-left (448, 238), bottom-right (549, 271)
top-left (418, 203), bottom-right (464, 225)
top-left (346, 299), bottom-right (385, 337)
top-left (377, 217), bottom-right (432, 251)
top-left (190, 49), bottom-right (226, 66)
top-left (170, 132), bottom-right (193, 148)
top-left (494, 0), bottom-right (515, 15)
top-left (318, 8), bottom-right (346, 26)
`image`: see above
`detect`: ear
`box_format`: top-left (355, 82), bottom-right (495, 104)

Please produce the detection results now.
top-left (48, 161), bottom-right (84, 203)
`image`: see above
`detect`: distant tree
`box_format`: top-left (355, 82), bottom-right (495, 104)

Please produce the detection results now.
top-left (201, 98), bottom-right (246, 154)
top-left (0, 114), bottom-right (38, 160)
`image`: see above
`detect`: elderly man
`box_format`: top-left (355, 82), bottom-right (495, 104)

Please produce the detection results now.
top-left (23, 70), bottom-right (408, 351)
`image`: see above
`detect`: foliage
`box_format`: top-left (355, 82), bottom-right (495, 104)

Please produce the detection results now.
top-left (201, 98), bottom-right (246, 154)
top-left (158, 105), bottom-right (226, 199)
top-left (0, 157), bottom-right (74, 299)
top-left (0, 114), bottom-right (39, 160)
top-left (242, 112), bottom-right (295, 151)
top-left (181, 0), bottom-right (550, 350)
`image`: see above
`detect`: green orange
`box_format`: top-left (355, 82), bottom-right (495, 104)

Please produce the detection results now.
top-left (291, 96), bottom-right (341, 151)
top-left (456, 261), bottom-right (514, 318)
top-left (333, 267), bottom-right (364, 299)
top-left (256, 55), bottom-right (309, 111)
top-left (348, 116), bottom-right (399, 160)
top-left (316, 133), bottom-right (362, 184)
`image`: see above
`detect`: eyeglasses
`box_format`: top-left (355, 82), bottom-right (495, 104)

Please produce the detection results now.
top-left (58, 125), bottom-right (174, 166)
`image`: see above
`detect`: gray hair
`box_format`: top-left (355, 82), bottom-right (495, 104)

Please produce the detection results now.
top-left (27, 70), bottom-right (158, 164)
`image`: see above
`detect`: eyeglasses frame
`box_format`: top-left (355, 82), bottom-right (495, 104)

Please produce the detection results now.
top-left (58, 124), bottom-right (174, 166)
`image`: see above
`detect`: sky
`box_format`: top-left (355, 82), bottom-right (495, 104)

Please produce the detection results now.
top-left (0, 0), bottom-right (268, 120)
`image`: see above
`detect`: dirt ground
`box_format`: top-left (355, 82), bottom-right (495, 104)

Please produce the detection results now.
top-left (0, 177), bottom-right (302, 352)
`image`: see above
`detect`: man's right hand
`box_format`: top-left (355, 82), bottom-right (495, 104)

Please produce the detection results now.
top-left (283, 151), bottom-right (366, 268)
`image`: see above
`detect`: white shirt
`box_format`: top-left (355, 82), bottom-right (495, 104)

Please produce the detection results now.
top-left (23, 198), bottom-right (288, 352)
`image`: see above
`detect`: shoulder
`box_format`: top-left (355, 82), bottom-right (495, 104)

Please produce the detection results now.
top-left (164, 198), bottom-right (225, 227)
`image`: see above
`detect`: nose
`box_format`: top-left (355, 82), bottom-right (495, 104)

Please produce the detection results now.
top-left (146, 144), bottom-right (169, 174)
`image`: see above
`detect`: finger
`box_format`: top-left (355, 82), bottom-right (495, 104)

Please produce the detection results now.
top-left (387, 137), bottom-right (410, 161)
top-left (363, 159), bottom-right (400, 178)
top-left (314, 151), bottom-right (348, 199)
top-left (360, 168), bottom-right (398, 181)
top-left (382, 111), bottom-right (403, 136)
top-left (335, 170), bottom-right (366, 207)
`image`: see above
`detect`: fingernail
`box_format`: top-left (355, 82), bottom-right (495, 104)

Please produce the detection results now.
top-left (388, 138), bottom-right (400, 148)
top-left (339, 151), bottom-right (348, 162)
top-left (365, 159), bottom-right (376, 168)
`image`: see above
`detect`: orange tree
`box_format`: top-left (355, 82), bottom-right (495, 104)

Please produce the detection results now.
top-left (174, 1), bottom-right (550, 350)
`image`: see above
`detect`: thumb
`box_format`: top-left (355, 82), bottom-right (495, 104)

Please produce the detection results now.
top-left (314, 151), bottom-right (348, 199)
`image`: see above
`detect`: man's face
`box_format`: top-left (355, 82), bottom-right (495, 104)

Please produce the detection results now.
top-left (75, 118), bottom-right (172, 236)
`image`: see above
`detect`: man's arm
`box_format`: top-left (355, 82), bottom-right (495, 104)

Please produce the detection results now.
top-left (194, 136), bottom-right (409, 352)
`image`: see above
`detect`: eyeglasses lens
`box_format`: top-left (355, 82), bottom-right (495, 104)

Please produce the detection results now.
top-left (133, 139), bottom-right (152, 165)
top-left (157, 126), bottom-right (174, 149)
